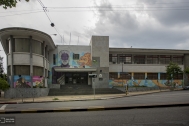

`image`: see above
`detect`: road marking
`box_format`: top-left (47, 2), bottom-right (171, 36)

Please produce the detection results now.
top-left (0, 104), bottom-right (8, 110)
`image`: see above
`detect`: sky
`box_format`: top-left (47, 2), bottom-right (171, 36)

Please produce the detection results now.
top-left (0, 0), bottom-right (189, 72)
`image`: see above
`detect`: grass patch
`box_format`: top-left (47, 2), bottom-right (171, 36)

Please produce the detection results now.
top-left (53, 98), bottom-right (59, 100)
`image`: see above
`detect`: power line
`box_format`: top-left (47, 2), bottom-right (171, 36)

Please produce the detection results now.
top-left (0, 11), bottom-right (43, 17)
top-left (37, 0), bottom-right (65, 45)
top-left (0, 9), bottom-right (43, 13)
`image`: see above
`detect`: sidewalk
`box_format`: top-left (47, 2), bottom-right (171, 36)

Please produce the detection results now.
top-left (0, 89), bottom-right (173, 104)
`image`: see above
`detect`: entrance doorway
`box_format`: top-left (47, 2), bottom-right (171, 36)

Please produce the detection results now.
top-left (65, 72), bottom-right (88, 85)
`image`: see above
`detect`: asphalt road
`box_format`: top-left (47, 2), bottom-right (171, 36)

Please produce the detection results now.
top-left (0, 106), bottom-right (189, 126)
top-left (4, 90), bottom-right (189, 111)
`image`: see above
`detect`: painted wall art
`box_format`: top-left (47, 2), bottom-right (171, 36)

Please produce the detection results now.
top-left (33, 76), bottom-right (44, 87)
top-left (14, 75), bottom-right (31, 88)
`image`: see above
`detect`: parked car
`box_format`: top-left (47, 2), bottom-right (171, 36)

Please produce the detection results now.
top-left (183, 86), bottom-right (189, 90)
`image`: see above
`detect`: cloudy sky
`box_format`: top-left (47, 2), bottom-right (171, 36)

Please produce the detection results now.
top-left (0, 0), bottom-right (189, 72)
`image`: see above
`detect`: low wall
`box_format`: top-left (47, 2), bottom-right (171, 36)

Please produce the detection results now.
top-left (114, 87), bottom-right (169, 92)
top-left (48, 84), bottom-right (60, 88)
top-left (4, 88), bottom-right (49, 98)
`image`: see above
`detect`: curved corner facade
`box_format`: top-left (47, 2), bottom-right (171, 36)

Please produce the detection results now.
top-left (0, 27), bottom-right (56, 88)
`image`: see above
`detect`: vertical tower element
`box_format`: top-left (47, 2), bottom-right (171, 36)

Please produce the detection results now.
top-left (91, 36), bottom-right (109, 88)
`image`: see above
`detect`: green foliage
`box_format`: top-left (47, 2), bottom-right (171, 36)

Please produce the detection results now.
top-left (166, 62), bottom-right (183, 80)
top-left (184, 67), bottom-right (189, 74)
top-left (0, 78), bottom-right (9, 91)
top-left (53, 98), bottom-right (59, 100)
top-left (0, 0), bottom-right (29, 9)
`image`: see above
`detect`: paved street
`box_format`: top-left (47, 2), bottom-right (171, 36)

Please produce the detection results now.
top-left (0, 106), bottom-right (189, 126)
top-left (2, 90), bottom-right (189, 111)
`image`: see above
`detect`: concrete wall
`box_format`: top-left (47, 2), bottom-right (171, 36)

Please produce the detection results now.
top-left (4, 88), bottom-right (49, 98)
top-left (91, 36), bottom-right (109, 88)
top-left (109, 64), bottom-right (184, 73)
top-left (33, 54), bottom-right (44, 67)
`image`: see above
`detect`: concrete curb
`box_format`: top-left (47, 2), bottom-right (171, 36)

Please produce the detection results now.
top-left (0, 102), bottom-right (189, 114)
top-left (0, 89), bottom-right (181, 104)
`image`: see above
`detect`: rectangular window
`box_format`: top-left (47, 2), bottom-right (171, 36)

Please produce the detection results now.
top-left (15, 38), bottom-right (30, 53)
top-left (134, 55), bottom-right (145, 64)
top-left (73, 54), bottom-right (79, 60)
top-left (118, 54), bottom-right (126, 64)
top-left (33, 66), bottom-right (43, 76)
top-left (109, 72), bottom-right (118, 79)
top-left (109, 54), bottom-right (112, 62)
top-left (120, 72), bottom-right (131, 79)
top-left (172, 56), bottom-right (183, 65)
top-left (53, 54), bottom-right (56, 65)
top-left (14, 65), bottom-right (30, 75)
top-left (174, 73), bottom-right (183, 79)
top-left (147, 55), bottom-right (158, 64)
top-left (125, 55), bottom-right (132, 64)
top-left (134, 73), bottom-right (145, 79)
top-left (160, 55), bottom-right (171, 64)
top-left (160, 73), bottom-right (167, 80)
top-left (147, 73), bottom-right (158, 79)
top-left (112, 54), bottom-right (117, 64)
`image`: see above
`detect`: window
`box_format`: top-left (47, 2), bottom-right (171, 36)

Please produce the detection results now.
top-left (73, 54), bottom-right (79, 60)
top-left (109, 54), bottom-right (112, 62)
top-left (134, 73), bottom-right (145, 79)
top-left (120, 72), bottom-right (131, 79)
top-left (109, 72), bottom-right (118, 79)
top-left (125, 55), bottom-right (132, 64)
top-left (160, 55), bottom-right (171, 64)
top-left (14, 65), bottom-right (30, 75)
top-left (118, 54), bottom-right (126, 64)
top-left (32, 40), bottom-right (42, 55)
top-left (147, 73), bottom-right (158, 79)
top-left (33, 66), bottom-right (43, 76)
top-left (112, 54), bottom-right (117, 64)
top-left (160, 73), bottom-right (167, 80)
top-left (117, 54), bottom-right (132, 64)
top-left (134, 55), bottom-right (145, 64)
top-left (174, 73), bottom-right (183, 79)
top-left (53, 54), bottom-right (56, 65)
top-left (14, 38), bottom-right (30, 52)
top-left (172, 56), bottom-right (183, 65)
top-left (147, 55), bottom-right (158, 64)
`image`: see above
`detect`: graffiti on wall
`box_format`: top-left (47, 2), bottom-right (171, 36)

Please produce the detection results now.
top-left (109, 79), bottom-right (183, 88)
top-left (59, 50), bottom-right (70, 67)
top-left (77, 53), bottom-right (92, 68)
top-left (49, 50), bottom-right (92, 84)
top-left (14, 75), bottom-right (31, 88)
top-left (58, 50), bottom-right (91, 68)
top-left (33, 76), bottom-right (44, 87)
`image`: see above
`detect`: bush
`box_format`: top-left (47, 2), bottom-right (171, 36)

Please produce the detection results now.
top-left (0, 78), bottom-right (9, 91)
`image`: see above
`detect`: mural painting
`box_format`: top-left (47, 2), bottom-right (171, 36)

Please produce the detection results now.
top-left (33, 76), bottom-right (44, 87)
top-left (77, 53), bottom-right (92, 68)
top-left (14, 75), bottom-right (31, 88)
top-left (49, 50), bottom-right (92, 84)
top-left (58, 50), bottom-right (91, 68)
top-left (59, 50), bottom-right (70, 67)
top-left (109, 79), bottom-right (183, 88)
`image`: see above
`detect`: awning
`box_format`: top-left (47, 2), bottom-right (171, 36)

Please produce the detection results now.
top-left (54, 67), bottom-right (97, 72)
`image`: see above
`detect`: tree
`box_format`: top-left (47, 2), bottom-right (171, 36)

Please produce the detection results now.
top-left (0, 78), bottom-right (9, 91)
top-left (0, 56), bottom-right (9, 97)
top-left (0, 0), bottom-right (29, 9)
top-left (0, 56), bottom-right (4, 78)
top-left (184, 67), bottom-right (189, 75)
top-left (166, 62), bottom-right (183, 88)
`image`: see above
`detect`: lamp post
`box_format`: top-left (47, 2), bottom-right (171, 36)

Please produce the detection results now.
top-left (122, 52), bottom-right (123, 87)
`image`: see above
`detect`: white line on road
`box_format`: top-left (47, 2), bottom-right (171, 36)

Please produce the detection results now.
top-left (0, 104), bottom-right (8, 110)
